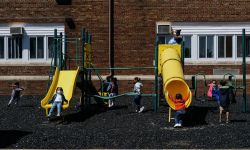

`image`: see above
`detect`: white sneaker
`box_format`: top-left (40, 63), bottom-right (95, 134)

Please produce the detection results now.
top-left (178, 123), bottom-right (182, 127)
top-left (56, 114), bottom-right (60, 117)
top-left (174, 124), bottom-right (179, 128)
top-left (138, 106), bottom-right (144, 113)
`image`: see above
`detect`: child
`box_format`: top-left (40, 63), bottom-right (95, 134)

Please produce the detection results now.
top-left (207, 80), bottom-right (215, 98)
top-left (108, 77), bottom-right (118, 107)
top-left (7, 82), bottom-right (24, 107)
top-left (219, 80), bottom-right (230, 123)
top-left (48, 87), bottom-right (68, 117)
top-left (133, 77), bottom-right (144, 113)
top-left (173, 93), bottom-right (186, 128)
top-left (212, 83), bottom-right (220, 103)
top-left (227, 76), bottom-right (236, 103)
top-left (168, 29), bottom-right (182, 44)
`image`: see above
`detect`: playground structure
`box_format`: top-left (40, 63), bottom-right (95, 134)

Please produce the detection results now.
top-left (41, 28), bottom-right (160, 116)
top-left (41, 27), bottom-right (248, 117)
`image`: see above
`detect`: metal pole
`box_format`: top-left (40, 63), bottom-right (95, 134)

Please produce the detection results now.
top-left (109, 0), bottom-right (114, 76)
top-left (64, 34), bottom-right (67, 69)
top-left (53, 29), bottom-right (57, 67)
top-left (59, 32), bottom-right (63, 70)
top-left (154, 35), bottom-right (159, 112)
top-left (181, 41), bottom-right (185, 72)
top-left (242, 29), bottom-right (247, 112)
top-left (82, 28), bottom-right (86, 68)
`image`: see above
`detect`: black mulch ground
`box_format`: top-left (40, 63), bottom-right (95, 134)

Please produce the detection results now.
top-left (0, 95), bottom-right (250, 149)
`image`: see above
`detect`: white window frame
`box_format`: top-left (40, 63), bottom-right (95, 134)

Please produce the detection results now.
top-left (156, 22), bottom-right (250, 64)
top-left (198, 35), bottom-right (214, 59)
top-left (0, 23), bottom-right (64, 65)
top-left (217, 35), bottom-right (233, 59)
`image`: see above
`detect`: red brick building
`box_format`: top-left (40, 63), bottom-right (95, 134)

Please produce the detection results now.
top-left (0, 0), bottom-right (249, 96)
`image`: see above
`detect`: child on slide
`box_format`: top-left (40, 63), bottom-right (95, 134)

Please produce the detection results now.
top-left (48, 87), bottom-right (68, 117)
top-left (173, 93), bottom-right (187, 128)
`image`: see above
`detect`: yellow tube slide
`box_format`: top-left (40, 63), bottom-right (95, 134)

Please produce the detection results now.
top-left (41, 67), bottom-right (79, 116)
top-left (158, 44), bottom-right (192, 110)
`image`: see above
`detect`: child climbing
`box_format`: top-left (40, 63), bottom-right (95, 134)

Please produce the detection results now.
top-left (173, 93), bottom-right (186, 128)
top-left (227, 76), bottom-right (236, 103)
top-left (48, 87), bottom-right (68, 117)
top-left (219, 80), bottom-right (230, 123)
top-left (108, 77), bottom-right (118, 108)
top-left (7, 82), bottom-right (24, 107)
top-left (133, 77), bottom-right (144, 113)
top-left (207, 80), bottom-right (220, 102)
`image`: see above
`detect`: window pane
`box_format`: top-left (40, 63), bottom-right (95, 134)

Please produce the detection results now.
top-left (199, 36), bottom-right (206, 58)
top-left (8, 37), bottom-right (22, 59)
top-left (218, 36), bottom-right (225, 58)
top-left (207, 36), bottom-right (214, 58)
top-left (237, 36), bottom-right (242, 57)
top-left (0, 37), bottom-right (4, 58)
top-left (226, 36), bottom-right (232, 58)
top-left (37, 37), bottom-right (44, 58)
top-left (17, 37), bottom-right (22, 58)
top-left (48, 37), bottom-right (53, 58)
top-left (237, 36), bottom-right (250, 57)
top-left (183, 36), bottom-right (191, 58)
top-left (30, 37), bottom-right (36, 58)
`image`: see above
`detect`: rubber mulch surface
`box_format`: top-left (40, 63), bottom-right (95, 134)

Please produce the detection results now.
top-left (0, 95), bottom-right (250, 149)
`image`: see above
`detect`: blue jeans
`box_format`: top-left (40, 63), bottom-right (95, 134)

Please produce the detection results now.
top-left (174, 109), bottom-right (186, 124)
top-left (134, 95), bottom-right (142, 111)
top-left (48, 101), bottom-right (62, 116)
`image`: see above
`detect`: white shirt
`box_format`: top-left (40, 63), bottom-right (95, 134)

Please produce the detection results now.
top-left (54, 94), bottom-right (63, 102)
top-left (168, 37), bottom-right (177, 44)
top-left (134, 82), bottom-right (143, 95)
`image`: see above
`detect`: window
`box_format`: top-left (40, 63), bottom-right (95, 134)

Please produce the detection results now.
top-left (8, 37), bottom-right (22, 59)
top-left (218, 36), bottom-right (232, 58)
top-left (0, 37), bottom-right (4, 58)
top-left (48, 37), bottom-right (54, 58)
top-left (199, 36), bottom-right (214, 58)
top-left (30, 37), bottom-right (44, 59)
top-left (183, 35), bottom-right (191, 58)
top-left (237, 36), bottom-right (250, 57)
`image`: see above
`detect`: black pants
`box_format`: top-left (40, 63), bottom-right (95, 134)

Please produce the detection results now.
top-left (134, 95), bottom-right (141, 111)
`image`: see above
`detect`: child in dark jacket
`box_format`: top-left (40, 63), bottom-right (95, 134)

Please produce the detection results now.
top-left (7, 82), bottom-right (24, 107)
top-left (219, 80), bottom-right (230, 123)
top-left (48, 87), bottom-right (68, 117)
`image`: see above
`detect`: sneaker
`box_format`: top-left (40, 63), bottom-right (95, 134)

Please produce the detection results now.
top-left (174, 124), bottom-right (179, 128)
top-left (178, 123), bottom-right (183, 127)
top-left (56, 114), bottom-right (60, 117)
top-left (138, 106), bottom-right (144, 113)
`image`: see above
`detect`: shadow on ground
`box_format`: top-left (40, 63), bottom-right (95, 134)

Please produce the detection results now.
top-left (63, 104), bottom-right (128, 123)
top-left (183, 106), bottom-right (216, 126)
top-left (0, 130), bottom-right (32, 148)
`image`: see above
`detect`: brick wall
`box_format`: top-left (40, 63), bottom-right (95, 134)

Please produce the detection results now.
top-left (0, 0), bottom-right (250, 95)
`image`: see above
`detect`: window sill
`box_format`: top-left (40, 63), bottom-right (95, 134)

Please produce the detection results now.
top-left (0, 60), bottom-right (51, 66)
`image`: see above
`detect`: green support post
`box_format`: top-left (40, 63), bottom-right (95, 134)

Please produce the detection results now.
top-left (242, 29), bottom-right (247, 112)
top-left (64, 34), bottom-right (67, 69)
top-left (53, 29), bottom-right (57, 67)
top-left (154, 35), bottom-right (159, 112)
top-left (181, 41), bottom-right (185, 71)
top-left (81, 28), bottom-right (86, 68)
top-left (59, 32), bottom-right (63, 70)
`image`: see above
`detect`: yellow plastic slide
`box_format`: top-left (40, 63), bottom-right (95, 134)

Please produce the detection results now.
top-left (41, 67), bottom-right (79, 116)
top-left (158, 44), bottom-right (192, 110)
